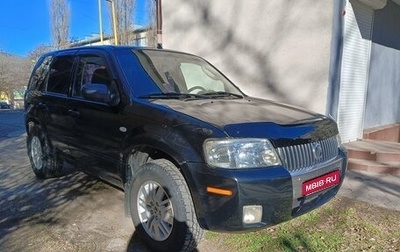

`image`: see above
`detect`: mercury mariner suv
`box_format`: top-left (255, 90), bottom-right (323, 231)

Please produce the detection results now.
top-left (24, 46), bottom-right (347, 252)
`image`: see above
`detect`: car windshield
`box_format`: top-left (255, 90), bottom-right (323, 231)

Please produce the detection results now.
top-left (118, 49), bottom-right (244, 99)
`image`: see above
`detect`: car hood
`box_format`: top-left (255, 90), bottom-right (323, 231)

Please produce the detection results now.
top-left (152, 97), bottom-right (325, 127)
top-left (150, 97), bottom-right (337, 146)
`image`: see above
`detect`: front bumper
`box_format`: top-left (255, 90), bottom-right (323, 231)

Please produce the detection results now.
top-left (184, 149), bottom-right (347, 231)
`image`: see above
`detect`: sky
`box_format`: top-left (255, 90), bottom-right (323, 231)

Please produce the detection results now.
top-left (0, 0), bottom-right (148, 57)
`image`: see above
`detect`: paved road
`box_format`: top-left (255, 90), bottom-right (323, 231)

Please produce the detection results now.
top-left (0, 110), bottom-right (26, 139)
top-left (339, 170), bottom-right (400, 211)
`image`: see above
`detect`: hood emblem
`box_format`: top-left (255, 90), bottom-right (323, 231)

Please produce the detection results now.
top-left (312, 142), bottom-right (323, 161)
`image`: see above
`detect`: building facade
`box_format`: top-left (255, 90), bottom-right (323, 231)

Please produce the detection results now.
top-left (328, 0), bottom-right (400, 142)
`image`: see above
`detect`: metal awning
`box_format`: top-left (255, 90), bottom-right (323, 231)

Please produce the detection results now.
top-left (357, 0), bottom-right (387, 9)
top-left (357, 0), bottom-right (400, 8)
top-left (393, 0), bottom-right (400, 5)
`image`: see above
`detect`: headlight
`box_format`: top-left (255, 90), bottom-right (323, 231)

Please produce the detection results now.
top-left (203, 138), bottom-right (281, 169)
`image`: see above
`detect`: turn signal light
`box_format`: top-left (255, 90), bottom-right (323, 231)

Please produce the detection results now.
top-left (206, 186), bottom-right (233, 196)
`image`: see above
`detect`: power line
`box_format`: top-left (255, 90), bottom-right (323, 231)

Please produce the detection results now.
top-left (0, 23), bottom-right (27, 31)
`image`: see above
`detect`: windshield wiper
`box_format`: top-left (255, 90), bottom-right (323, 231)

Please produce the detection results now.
top-left (141, 92), bottom-right (243, 100)
top-left (200, 91), bottom-right (243, 99)
top-left (140, 92), bottom-right (207, 100)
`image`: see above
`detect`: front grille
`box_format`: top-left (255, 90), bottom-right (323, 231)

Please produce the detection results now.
top-left (276, 136), bottom-right (339, 173)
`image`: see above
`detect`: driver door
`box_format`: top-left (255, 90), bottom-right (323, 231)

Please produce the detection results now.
top-left (67, 50), bottom-right (124, 186)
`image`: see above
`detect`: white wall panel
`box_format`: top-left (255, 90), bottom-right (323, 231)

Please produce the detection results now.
top-left (337, 0), bottom-right (374, 142)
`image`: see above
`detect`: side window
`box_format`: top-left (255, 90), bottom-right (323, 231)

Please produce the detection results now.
top-left (28, 55), bottom-right (53, 91)
top-left (47, 56), bottom-right (74, 95)
top-left (73, 55), bottom-right (111, 97)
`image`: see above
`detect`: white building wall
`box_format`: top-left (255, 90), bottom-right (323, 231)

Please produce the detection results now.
top-left (163, 1), bottom-right (333, 113)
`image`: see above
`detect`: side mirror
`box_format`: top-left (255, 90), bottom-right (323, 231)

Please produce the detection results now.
top-left (81, 83), bottom-right (120, 106)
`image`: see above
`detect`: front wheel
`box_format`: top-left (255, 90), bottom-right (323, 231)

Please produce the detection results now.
top-left (127, 159), bottom-right (203, 252)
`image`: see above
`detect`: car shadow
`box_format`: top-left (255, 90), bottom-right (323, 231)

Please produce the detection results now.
top-left (126, 224), bottom-right (200, 252)
top-left (0, 133), bottom-right (121, 250)
top-left (126, 231), bottom-right (151, 252)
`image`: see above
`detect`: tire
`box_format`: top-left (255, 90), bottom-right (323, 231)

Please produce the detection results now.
top-left (128, 159), bottom-right (203, 252)
top-left (27, 123), bottom-right (63, 179)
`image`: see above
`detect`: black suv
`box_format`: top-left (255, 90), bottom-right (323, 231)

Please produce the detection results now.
top-left (24, 46), bottom-right (347, 252)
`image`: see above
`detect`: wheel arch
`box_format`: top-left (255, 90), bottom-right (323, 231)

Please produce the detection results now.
top-left (124, 144), bottom-right (180, 182)
top-left (26, 118), bottom-right (40, 134)
top-left (122, 135), bottom-right (202, 185)
top-left (121, 129), bottom-right (206, 221)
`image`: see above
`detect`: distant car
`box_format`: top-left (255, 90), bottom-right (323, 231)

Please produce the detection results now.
top-left (24, 46), bottom-right (347, 252)
top-left (0, 102), bottom-right (11, 110)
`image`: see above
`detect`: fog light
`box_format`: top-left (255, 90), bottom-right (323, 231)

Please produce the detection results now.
top-left (243, 205), bottom-right (262, 224)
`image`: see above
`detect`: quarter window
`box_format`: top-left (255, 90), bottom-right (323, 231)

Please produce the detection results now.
top-left (28, 55), bottom-right (53, 91)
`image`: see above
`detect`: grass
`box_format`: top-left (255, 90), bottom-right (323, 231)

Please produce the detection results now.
top-left (204, 197), bottom-right (400, 251)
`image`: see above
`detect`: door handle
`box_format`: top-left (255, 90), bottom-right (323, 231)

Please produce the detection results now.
top-left (67, 109), bottom-right (80, 118)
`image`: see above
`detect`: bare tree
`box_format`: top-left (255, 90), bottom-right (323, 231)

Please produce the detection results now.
top-left (108, 0), bottom-right (136, 45)
top-left (28, 45), bottom-right (54, 63)
top-left (145, 0), bottom-right (157, 47)
top-left (0, 53), bottom-right (12, 100)
top-left (0, 52), bottom-right (31, 105)
top-left (50, 0), bottom-right (70, 49)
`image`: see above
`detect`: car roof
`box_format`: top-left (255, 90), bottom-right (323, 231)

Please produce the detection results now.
top-left (42, 45), bottom-right (193, 57)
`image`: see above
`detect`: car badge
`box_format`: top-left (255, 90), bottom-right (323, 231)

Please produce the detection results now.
top-left (312, 142), bottom-right (323, 161)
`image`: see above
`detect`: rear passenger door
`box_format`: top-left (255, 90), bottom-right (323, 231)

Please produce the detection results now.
top-left (68, 50), bottom-right (125, 185)
top-left (39, 52), bottom-right (76, 155)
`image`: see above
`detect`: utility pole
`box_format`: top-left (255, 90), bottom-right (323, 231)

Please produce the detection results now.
top-left (106, 0), bottom-right (118, 45)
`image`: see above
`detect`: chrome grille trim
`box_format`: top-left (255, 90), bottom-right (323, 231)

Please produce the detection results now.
top-left (277, 137), bottom-right (339, 173)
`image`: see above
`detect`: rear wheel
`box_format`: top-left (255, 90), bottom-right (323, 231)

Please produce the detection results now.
top-left (27, 123), bottom-right (63, 179)
top-left (128, 159), bottom-right (203, 252)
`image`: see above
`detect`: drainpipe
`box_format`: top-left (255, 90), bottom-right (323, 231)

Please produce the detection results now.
top-left (326, 0), bottom-right (346, 120)
top-left (156, 0), bottom-right (163, 49)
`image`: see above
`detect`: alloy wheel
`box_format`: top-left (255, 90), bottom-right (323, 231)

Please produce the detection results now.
top-left (137, 181), bottom-right (174, 241)
top-left (30, 136), bottom-right (43, 170)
